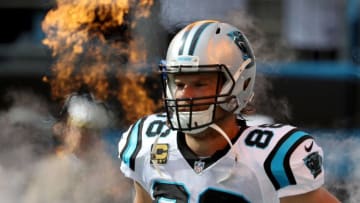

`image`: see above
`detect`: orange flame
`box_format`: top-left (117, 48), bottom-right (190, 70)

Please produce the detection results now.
top-left (42, 0), bottom-right (158, 124)
top-left (117, 72), bottom-right (158, 123)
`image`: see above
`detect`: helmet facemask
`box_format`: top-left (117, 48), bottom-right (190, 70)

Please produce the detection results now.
top-left (159, 64), bottom-right (236, 134)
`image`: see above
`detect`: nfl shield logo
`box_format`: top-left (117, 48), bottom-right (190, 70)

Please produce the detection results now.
top-left (194, 160), bottom-right (205, 174)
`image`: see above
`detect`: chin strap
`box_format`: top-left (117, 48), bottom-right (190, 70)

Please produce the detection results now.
top-left (209, 123), bottom-right (240, 183)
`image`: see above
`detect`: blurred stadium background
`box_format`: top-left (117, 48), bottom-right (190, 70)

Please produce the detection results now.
top-left (0, 0), bottom-right (359, 202)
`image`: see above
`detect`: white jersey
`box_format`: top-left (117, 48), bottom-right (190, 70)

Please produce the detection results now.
top-left (118, 113), bottom-right (324, 203)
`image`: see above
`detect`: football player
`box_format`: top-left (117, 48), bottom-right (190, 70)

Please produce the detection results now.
top-left (118, 20), bottom-right (340, 203)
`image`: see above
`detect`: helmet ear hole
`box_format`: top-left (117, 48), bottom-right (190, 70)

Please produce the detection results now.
top-left (243, 78), bottom-right (251, 91)
top-left (216, 27), bottom-right (221, 34)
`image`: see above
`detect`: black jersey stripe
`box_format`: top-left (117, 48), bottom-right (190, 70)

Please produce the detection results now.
top-left (264, 129), bottom-right (312, 190)
top-left (187, 21), bottom-right (213, 55)
top-left (120, 117), bottom-right (146, 171)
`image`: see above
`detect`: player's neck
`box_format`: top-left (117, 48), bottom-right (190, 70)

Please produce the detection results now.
top-left (184, 115), bottom-right (239, 157)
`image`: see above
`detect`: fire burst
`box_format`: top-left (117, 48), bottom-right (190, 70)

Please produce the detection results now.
top-left (41, 0), bottom-right (160, 124)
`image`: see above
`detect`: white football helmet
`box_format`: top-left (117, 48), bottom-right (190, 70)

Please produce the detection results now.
top-left (159, 20), bottom-right (256, 134)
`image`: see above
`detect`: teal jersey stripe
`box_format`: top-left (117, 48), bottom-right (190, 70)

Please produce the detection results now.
top-left (270, 131), bottom-right (308, 188)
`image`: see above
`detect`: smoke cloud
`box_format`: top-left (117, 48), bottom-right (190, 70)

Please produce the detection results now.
top-left (0, 89), bottom-right (132, 203)
top-left (315, 131), bottom-right (360, 202)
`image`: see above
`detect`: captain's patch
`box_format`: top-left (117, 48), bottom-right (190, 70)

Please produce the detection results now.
top-left (303, 151), bottom-right (322, 178)
top-left (151, 144), bottom-right (169, 164)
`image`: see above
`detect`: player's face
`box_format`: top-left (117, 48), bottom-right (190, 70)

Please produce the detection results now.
top-left (173, 72), bottom-right (221, 111)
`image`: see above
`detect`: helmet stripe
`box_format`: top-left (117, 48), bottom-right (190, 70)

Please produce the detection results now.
top-left (178, 23), bottom-right (196, 55)
top-left (187, 21), bottom-right (214, 55)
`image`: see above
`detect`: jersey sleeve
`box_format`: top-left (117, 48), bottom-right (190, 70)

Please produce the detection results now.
top-left (118, 114), bottom-right (169, 191)
top-left (277, 135), bottom-right (324, 198)
top-left (118, 118), bottom-right (147, 184)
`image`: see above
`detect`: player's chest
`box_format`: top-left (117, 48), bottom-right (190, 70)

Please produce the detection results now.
top-left (147, 153), bottom-right (275, 203)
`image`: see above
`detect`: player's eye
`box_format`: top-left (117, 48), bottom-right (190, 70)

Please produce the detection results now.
top-left (175, 82), bottom-right (185, 90)
top-left (194, 82), bottom-right (207, 88)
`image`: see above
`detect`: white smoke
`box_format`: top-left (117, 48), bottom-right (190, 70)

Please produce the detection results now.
top-left (0, 89), bottom-right (132, 203)
top-left (21, 148), bottom-right (132, 203)
top-left (315, 130), bottom-right (360, 203)
top-left (66, 93), bottom-right (115, 129)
